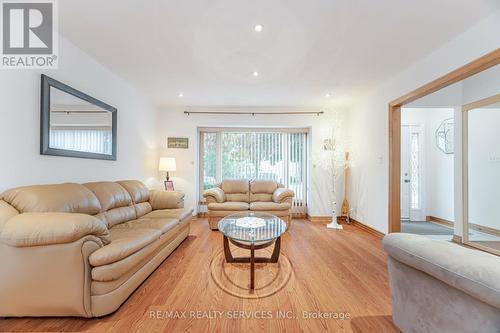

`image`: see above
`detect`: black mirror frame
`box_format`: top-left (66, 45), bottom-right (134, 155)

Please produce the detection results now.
top-left (40, 74), bottom-right (117, 160)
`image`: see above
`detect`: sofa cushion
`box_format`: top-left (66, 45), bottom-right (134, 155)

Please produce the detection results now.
top-left (250, 180), bottom-right (278, 193)
top-left (113, 218), bottom-right (178, 234)
top-left (83, 182), bottom-right (132, 211)
top-left (0, 183), bottom-right (101, 215)
top-left (102, 206), bottom-right (137, 228)
top-left (89, 228), bottom-right (161, 267)
top-left (208, 202), bottom-right (249, 211)
top-left (143, 207), bottom-right (193, 221)
top-left (117, 180), bottom-right (150, 203)
top-left (246, 210), bottom-right (290, 217)
top-left (250, 202), bottom-right (291, 211)
top-left (220, 179), bottom-right (249, 203)
top-left (134, 202), bottom-right (152, 218)
top-left (91, 225), bottom-right (183, 283)
top-left (249, 180), bottom-right (278, 202)
top-left (250, 193), bottom-right (273, 202)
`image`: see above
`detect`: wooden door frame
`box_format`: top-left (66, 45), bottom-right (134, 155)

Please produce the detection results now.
top-left (462, 92), bottom-right (500, 256)
top-left (388, 48), bottom-right (500, 233)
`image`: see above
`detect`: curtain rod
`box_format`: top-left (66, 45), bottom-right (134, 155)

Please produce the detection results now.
top-left (51, 111), bottom-right (108, 114)
top-left (184, 111), bottom-right (324, 116)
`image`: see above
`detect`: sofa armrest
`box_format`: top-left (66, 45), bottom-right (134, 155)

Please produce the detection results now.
top-left (0, 213), bottom-right (110, 247)
top-left (383, 233), bottom-right (500, 309)
top-left (203, 187), bottom-right (225, 203)
top-left (0, 228), bottom-right (102, 317)
top-left (149, 190), bottom-right (185, 210)
top-left (272, 188), bottom-right (294, 203)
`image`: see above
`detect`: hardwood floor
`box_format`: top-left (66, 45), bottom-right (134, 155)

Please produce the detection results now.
top-left (0, 219), bottom-right (398, 333)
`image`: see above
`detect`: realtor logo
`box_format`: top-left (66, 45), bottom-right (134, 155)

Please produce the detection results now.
top-left (1, 0), bottom-right (58, 68)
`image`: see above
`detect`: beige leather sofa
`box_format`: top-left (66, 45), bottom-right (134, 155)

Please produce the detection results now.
top-left (0, 180), bottom-right (192, 318)
top-left (383, 233), bottom-right (500, 333)
top-left (203, 179), bottom-right (294, 230)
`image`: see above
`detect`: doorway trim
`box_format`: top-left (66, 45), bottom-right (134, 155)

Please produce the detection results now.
top-left (388, 48), bottom-right (500, 233)
top-left (462, 92), bottom-right (500, 256)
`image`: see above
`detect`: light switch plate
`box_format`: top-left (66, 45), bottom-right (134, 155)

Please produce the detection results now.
top-left (489, 155), bottom-right (500, 163)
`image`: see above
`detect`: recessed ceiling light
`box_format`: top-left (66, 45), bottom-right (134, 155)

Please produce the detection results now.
top-left (254, 24), bottom-right (263, 32)
top-left (253, 71), bottom-right (259, 77)
top-left (178, 92), bottom-right (184, 97)
top-left (325, 93), bottom-right (331, 98)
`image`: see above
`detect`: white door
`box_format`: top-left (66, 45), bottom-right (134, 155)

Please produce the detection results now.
top-left (401, 126), bottom-right (411, 220)
top-left (401, 125), bottom-right (424, 221)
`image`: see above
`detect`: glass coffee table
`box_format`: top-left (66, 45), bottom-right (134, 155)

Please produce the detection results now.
top-left (218, 211), bottom-right (287, 290)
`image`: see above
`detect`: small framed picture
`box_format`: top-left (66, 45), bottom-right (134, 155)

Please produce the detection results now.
top-left (167, 137), bottom-right (189, 149)
top-left (164, 180), bottom-right (175, 191)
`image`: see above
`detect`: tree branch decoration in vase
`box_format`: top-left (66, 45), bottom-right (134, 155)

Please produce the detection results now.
top-left (340, 152), bottom-right (350, 224)
top-left (323, 138), bottom-right (344, 230)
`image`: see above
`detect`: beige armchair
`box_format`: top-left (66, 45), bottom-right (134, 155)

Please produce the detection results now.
top-left (203, 179), bottom-right (294, 230)
top-left (383, 233), bottom-right (500, 332)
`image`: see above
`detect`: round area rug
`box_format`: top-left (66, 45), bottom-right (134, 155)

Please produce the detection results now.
top-left (210, 245), bottom-right (293, 299)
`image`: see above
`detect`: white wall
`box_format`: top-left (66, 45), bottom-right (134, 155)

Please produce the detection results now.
top-left (347, 10), bottom-right (500, 234)
top-left (402, 108), bottom-right (454, 221)
top-left (156, 107), bottom-right (348, 216)
top-left (0, 36), bottom-right (158, 191)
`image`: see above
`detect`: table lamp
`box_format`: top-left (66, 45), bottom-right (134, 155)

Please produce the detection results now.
top-left (159, 157), bottom-right (176, 190)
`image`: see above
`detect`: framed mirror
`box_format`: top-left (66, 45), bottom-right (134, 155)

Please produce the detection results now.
top-left (463, 93), bottom-right (500, 255)
top-left (435, 118), bottom-right (454, 154)
top-left (40, 74), bottom-right (117, 160)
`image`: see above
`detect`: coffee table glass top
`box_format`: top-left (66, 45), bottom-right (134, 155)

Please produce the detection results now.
top-left (218, 211), bottom-right (287, 243)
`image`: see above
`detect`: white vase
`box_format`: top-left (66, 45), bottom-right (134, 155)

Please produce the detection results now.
top-left (326, 201), bottom-right (343, 229)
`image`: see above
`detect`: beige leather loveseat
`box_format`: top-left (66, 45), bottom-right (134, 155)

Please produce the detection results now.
top-left (203, 179), bottom-right (294, 230)
top-left (0, 180), bottom-right (192, 317)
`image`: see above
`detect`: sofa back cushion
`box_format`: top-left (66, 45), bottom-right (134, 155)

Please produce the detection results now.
top-left (83, 182), bottom-right (132, 211)
top-left (220, 179), bottom-right (249, 203)
top-left (99, 206), bottom-right (136, 228)
top-left (134, 202), bottom-right (153, 218)
top-left (117, 180), bottom-right (152, 218)
top-left (117, 180), bottom-right (150, 203)
top-left (83, 182), bottom-right (137, 228)
top-left (249, 180), bottom-right (278, 202)
top-left (0, 183), bottom-right (101, 215)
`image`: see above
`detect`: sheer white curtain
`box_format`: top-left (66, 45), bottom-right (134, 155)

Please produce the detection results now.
top-left (200, 129), bottom-right (308, 214)
top-left (49, 129), bottom-right (112, 155)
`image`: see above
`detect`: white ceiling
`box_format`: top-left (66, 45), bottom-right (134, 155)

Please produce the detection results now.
top-left (60, 0), bottom-right (500, 108)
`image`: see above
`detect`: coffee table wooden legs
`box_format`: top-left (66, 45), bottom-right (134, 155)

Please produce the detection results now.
top-left (250, 244), bottom-right (255, 289)
top-left (223, 236), bottom-right (281, 290)
top-left (223, 235), bottom-right (234, 262)
top-left (270, 237), bottom-right (281, 263)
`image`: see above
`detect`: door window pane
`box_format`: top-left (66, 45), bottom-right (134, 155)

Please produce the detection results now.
top-left (410, 132), bottom-right (420, 209)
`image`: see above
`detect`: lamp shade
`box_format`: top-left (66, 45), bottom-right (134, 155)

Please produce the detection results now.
top-left (159, 157), bottom-right (176, 172)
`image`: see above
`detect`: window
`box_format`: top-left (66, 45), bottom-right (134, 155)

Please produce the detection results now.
top-left (410, 132), bottom-right (420, 209)
top-left (199, 128), bottom-right (308, 213)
